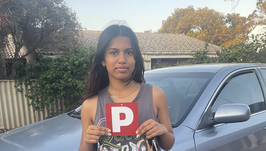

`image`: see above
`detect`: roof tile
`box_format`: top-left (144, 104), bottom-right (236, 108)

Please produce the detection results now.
top-left (81, 32), bottom-right (220, 55)
top-left (4, 31), bottom-right (221, 58)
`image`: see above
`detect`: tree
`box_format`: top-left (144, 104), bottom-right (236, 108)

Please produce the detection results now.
top-left (158, 6), bottom-right (254, 47)
top-left (217, 34), bottom-right (266, 63)
top-left (252, 0), bottom-right (266, 24)
top-left (224, 0), bottom-right (241, 11)
top-left (0, 3), bottom-right (8, 78)
top-left (158, 6), bottom-right (195, 34)
top-left (14, 46), bottom-right (94, 117)
top-left (0, 49), bottom-right (5, 79)
top-left (222, 13), bottom-right (255, 47)
top-left (144, 29), bottom-right (154, 33)
top-left (188, 42), bottom-right (217, 64)
top-left (0, 0), bottom-right (81, 60)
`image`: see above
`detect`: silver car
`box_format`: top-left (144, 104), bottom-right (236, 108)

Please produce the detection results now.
top-left (1, 63), bottom-right (266, 151)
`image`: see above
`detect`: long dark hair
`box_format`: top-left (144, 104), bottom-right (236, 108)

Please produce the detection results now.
top-left (83, 25), bottom-right (145, 100)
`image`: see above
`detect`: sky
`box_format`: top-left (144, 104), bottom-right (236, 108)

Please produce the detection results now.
top-left (64, 0), bottom-right (258, 32)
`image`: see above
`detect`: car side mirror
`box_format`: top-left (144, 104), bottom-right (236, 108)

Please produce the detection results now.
top-left (214, 104), bottom-right (251, 125)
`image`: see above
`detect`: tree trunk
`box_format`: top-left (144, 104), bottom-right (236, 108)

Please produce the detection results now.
top-left (0, 49), bottom-right (6, 79)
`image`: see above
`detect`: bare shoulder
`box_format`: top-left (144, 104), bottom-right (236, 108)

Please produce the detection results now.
top-left (82, 95), bottom-right (98, 109)
top-left (152, 86), bottom-right (167, 105)
top-left (152, 86), bottom-right (165, 95)
top-left (81, 95), bottom-right (98, 123)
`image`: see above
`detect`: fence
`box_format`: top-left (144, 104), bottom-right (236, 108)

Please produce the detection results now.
top-left (0, 80), bottom-right (65, 130)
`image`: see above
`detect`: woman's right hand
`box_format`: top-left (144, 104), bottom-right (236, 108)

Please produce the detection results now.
top-left (84, 125), bottom-right (112, 144)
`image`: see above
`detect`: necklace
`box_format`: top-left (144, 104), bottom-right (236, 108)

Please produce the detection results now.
top-left (108, 84), bottom-right (140, 99)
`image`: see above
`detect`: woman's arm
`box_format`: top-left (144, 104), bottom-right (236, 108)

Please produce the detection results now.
top-left (79, 97), bottom-right (111, 151)
top-left (136, 86), bottom-right (175, 150)
top-left (153, 86), bottom-right (175, 150)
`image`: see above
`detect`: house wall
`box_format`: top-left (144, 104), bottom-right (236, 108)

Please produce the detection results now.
top-left (25, 49), bottom-right (38, 62)
top-left (0, 80), bottom-right (65, 130)
top-left (142, 54), bottom-right (193, 70)
top-left (142, 55), bottom-right (152, 70)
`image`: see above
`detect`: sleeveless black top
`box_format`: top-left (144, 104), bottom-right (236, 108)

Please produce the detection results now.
top-left (93, 83), bottom-right (161, 151)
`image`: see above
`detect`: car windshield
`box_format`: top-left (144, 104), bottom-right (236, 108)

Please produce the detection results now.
top-left (145, 72), bottom-right (214, 127)
top-left (73, 72), bottom-right (214, 127)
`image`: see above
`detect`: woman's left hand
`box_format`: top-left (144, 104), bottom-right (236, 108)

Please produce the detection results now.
top-left (136, 119), bottom-right (168, 139)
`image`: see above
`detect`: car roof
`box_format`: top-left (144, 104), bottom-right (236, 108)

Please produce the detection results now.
top-left (144, 63), bottom-right (266, 74)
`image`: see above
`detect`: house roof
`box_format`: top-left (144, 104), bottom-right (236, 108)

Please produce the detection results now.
top-left (4, 31), bottom-right (221, 59)
top-left (81, 31), bottom-right (221, 55)
top-left (3, 35), bottom-right (26, 58)
top-left (3, 34), bottom-right (65, 59)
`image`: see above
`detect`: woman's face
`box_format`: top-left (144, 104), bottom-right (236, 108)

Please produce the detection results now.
top-left (103, 36), bottom-right (136, 82)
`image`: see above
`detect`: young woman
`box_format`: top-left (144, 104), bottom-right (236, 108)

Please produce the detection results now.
top-left (79, 24), bottom-right (174, 151)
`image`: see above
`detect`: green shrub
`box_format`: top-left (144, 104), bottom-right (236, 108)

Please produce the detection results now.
top-left (14, 46), bottom-right (94, 117)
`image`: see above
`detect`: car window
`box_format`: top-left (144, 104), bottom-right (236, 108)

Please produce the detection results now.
top-left (212, 71), bottom-right (266, 114)
top-left (259, 68), bottom-right (266, 85)
top-left (145, 72), bottom-right (214, 126)
top-left (172, 78), bottom-right (205, 98)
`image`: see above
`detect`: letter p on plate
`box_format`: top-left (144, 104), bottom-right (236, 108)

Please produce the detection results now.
top-left (106, 102), bottom-right (139, 136)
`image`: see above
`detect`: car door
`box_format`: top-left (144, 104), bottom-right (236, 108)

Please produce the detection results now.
top-left (194, 69), bottom-right (266, 151)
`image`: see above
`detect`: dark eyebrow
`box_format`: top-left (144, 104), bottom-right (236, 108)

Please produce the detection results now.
top-left (125, 48), bottom-right (133, 51)
top-left (107, 48), bottom-right (119, 51)
top-left (107, 48), bottom-right (133, 51)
